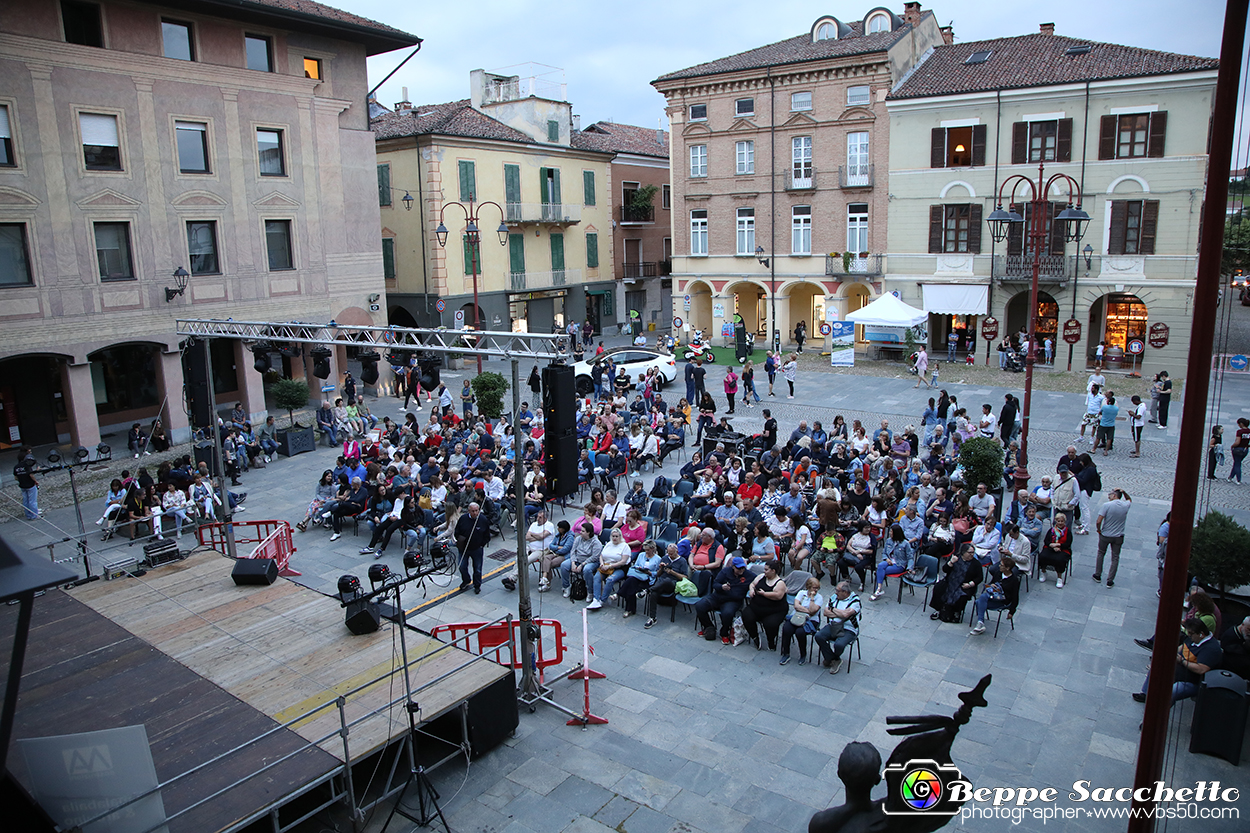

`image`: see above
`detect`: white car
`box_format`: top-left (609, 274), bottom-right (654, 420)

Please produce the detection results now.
top-left (572, 348), bottom-right (678, 396)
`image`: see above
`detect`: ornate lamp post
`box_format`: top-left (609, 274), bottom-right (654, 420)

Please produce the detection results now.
top-left (435, 200), bottom-right (508, 373)
top-left (986, 162), bottom-right (1089, 492)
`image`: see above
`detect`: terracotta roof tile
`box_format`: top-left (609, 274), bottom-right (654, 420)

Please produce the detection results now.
top-left (371, 100), bottom-right (535, 144)
top-left (574, 122), bottom-right (669, 158)
top-left (238, 0), bottom-right (414, 39)
top-left (889, 33), bottom-right (1217, 99)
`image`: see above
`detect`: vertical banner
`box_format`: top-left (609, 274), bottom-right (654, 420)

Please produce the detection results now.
top-left (829, 322), bottom-right (855, 367)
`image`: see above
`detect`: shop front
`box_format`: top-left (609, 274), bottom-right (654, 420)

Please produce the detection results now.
top-left (1005, 289), bottom-right (1060, 348)
top-left (1088, 292), bottom-right (1148, 369)
top-left (507, 289), bottom-right (567, 333)
top-left (920, 283), bottom-right (987, 356)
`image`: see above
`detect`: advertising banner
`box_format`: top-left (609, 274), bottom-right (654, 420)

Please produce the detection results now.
top-left (829, 322), bottom-right (856, 367)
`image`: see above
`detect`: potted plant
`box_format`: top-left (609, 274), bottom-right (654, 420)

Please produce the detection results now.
top-left (958, 436), bottom-right (1005, 517)
top-left (842, 251), bottom-right (853, 274)
top-left (470, 372), bottom-right (509, 420)
top-left (1190, 511), bottom-right (1250, 623)
top-left (271, 378), bottom-right (316, 457)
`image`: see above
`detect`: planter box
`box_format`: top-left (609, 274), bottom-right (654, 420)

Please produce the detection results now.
top-left (447, 355), bottom-right (464, 370)
top-left (277, 426), bottom-right (316, 457)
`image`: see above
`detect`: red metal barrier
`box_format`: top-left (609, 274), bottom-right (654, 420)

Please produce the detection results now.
top-left (197, 520), bottom-right (300, 577)
top-left (430, 618), bottom-right (567, 683)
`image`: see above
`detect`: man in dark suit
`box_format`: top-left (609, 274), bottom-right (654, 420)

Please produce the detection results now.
top-left (456, 501), bottom-right (492, 593)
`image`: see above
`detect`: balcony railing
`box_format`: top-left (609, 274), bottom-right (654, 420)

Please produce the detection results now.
top-left (509, 268), bottom-right (582, 291)
top-left (994, 253), bottom-right (1070, 282)
top-left (838, 164), bottom-right (874, 189)
top-left (786, 169), bottom-right (816, 190)
top-left (826, 253), bottom-right (883, 277)
top-left (659, 259), bottom-right (672, 276)
top-left (503, 203), bottom-right (582, 224)
top-left (621, 261), bottom-right (663, 279)
top-left (619, 204), bottom-right (655, 223)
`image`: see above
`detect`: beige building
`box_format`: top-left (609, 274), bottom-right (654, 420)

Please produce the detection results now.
top-left (372, 69), bottom-right (616, 336)
top-left (652, 4), bottom-right (944, 347)
top-left (885, 25), bottom-right (1218, 375)
top-left (0, 0), bottom-right (417, 449)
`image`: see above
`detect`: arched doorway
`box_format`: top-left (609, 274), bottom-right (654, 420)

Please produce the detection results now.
top-left (687, 281), bottom-right (713, 336)
top-left (725, 280), bottom-right (766, 336)
top-left (842, 283), bottom-right (872, 341)
top-left (88, 342), bottom-right (164, 425)
top-left (388, 306), bottom-right (418, 328)
top-left (1088, 293), bottom-right (1148, 368)
top-left (458, 302), bottom-right (484, 330)
top-left (0, 354), bottom-right (69, 447)
top-left (783, 281), bottom-right (824, 344)
top-left (1005, 290), bottom-right (1059, 347)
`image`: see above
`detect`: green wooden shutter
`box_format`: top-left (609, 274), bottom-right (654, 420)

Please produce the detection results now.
top-left (508, 233), bottom-right (525, 273)
top-left (377, 164), bottom-right (391, 206)
top-left (505, 164), bottom-right (521, 211)
top-left (583, 170), bottom-right (595, 206)
top-left (458, 160), bottom-right (476, 202)
top-left (551, 169), bottom-right (561, 205)
top-left (462, 234), bottom-right (479, 276)
top-left (382, 238), bottom-right (396, 279)
top-left (601, 291), bottom-right (614, 316)
top-left (539, 167), bottom-right (550, 204)
top-left (586, 232), bottom-right (599, 268)
top-left (547, 120), bottom-right (559, 142)
top-left (550, 233), bottom-right (565, 270)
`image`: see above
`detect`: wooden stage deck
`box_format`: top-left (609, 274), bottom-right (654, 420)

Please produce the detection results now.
top-left (3, 551), bottom-right (513, 833)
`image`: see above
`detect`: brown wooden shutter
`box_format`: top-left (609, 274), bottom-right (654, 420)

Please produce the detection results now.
top-left (928, 205), bottom-right (944, 253)
top-left (931, 128), bottom-right (946, 168)
top-left (1147, 111), bottom-right (1167, 158)
top-left (968, 203), bottom-right (983, 253)
top-left (971, 124), bottom-right (987, 167)
top-left (1011, 122), bottom-right (1028, 164)
top-left (1006, 202), bottom-right (1023, 255)
top-left (1056, 118), bottom-right (1073, 162)
top-left (1139, 200), bottom-right (1159, 254)
top-left (1049, 202), bottom-right (1066, 256)
top-left (1098, 115), bottom-right (1117, 160)
top-left (1108, 201), bottom-right (1128, 254)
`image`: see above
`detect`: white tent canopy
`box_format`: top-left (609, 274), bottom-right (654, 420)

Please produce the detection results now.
top-left (844, 292), bottom-right (928, 327)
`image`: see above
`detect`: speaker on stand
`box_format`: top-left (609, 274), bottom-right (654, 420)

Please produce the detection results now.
top-left (541, 365), bottom-right (578, 498)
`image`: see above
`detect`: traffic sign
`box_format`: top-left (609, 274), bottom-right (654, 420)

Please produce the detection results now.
top-left (819, 322), bottom-right (832, 336)
top-left (684, 294), bottom-right (691, 302)
top-left (436, 298), bottom-right (446, 312)
top-left (1127, 339), bottom-right (1145, 355)
top-left (1230, 355), bottom-right (1249, 371)
top-left (454, 309), bottom-right (465, 327)
top-left (672, 316), bottom-right (684, 329)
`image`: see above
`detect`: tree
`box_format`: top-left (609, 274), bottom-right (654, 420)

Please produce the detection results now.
top-left (271, 378), bottom-right (311, 428)
top-left (1222, 214), bottom-right (1250, 278)
top-left (470, 372), bottom-right (509, 419)
top-left (1190, 511), bottom-right (1250, 599)
top-left (958, 437), bottom-right (1003, 494)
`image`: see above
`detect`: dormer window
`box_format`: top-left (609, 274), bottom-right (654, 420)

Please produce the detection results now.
top-left (867, 13), bottom-right (890, 33)
top-left (815, 20), bottom-right (837, 41)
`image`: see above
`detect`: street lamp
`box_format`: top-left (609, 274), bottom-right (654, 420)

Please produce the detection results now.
top-left (164, 267), bottom-right (190, 302)
top-left (987, 161), bottom-right (1089, 493)
top-left (756, 245), bottom-right (775, 349)
top-left (434, 199), bottom-right (509, 373)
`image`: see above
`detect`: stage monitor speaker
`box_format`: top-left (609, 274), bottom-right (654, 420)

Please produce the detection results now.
top-left (544, 431), bottom-right (579, 498)
top-left (542, 364), bottom-right (576, 434)
top-left (344, 599), bottom-right (381, 635)
top-left (183, 340), bottom-right (212, 429)
top-left (231, 557), bottom-right (278, 586)
top-left (193, 441), bottom-right (219, 477)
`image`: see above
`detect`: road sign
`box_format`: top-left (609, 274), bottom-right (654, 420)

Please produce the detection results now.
top-left (890, 290), bottom-right (901, 298)
top-left (819, 322), bottom-right (832, 336)
top-left (672, 316), bottom-right (684, 329)
top-left (1231, 355), bottom-right (1249, 371)
top-left (436, 298), bottom-right (446, 312)
top-left (1062, 318), bottom-right (1082, 345)
top-left (454, 309), bottom-right (465, 327)
top-left (1127, 339), bottom-right (1145, 355)
top-left (684, 294), bottom-right (691, 302)
top-left (1148, 322), bottom-right (1170, 348)
top-left (980, 317), bottom-right (999, 342)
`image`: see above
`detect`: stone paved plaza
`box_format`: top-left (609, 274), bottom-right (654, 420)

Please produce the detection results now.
top-left (4, 349), bottom-right (1249, 833)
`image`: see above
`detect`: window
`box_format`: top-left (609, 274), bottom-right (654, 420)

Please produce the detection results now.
top-left (377, 164), bottom-right (391, 206)
top-left (382, 238), bottom-right (396, 279)
top-left (661, 184), bottom-right (671, 209)
top-left (1011, 119), bottom-right (1072, 164)
top-left (1099, 112), bottom-right (1167, 160)
top-left (256, 128), bottom-right (284, 176)
top-left (689, 144), bottom-right (707, 178)
top-left (161, 20), bottom-right (194, 61)
top-left (61, 1), bottom-right (103, 48)
top-left (847, 204), bottom-right (869, 254)
top-left (931, 125), bottom-right (987, 168)
top-left (792, 136), bottom-right (812, 185)
top-left (1109, 200), bottom-right (1159, 255)
top-left (735, 140), bottom-right (754, 174)
top-left (816, 22), bottom-right (836, 40)
top-left (847, 131), bottom-right (869, 183)
top-left (689, 103), bottom-right (707, 121)
top-left (1004, 203), bottom-right (1065, 259)
top-left (265, 220), bottom-right (293, 270)
top-left (186, 221), bottom-right (219, 274)
top-left (928, 204), bottom-right (983, 254)
top-left (0, 224), bottom-right (33, 285)
top-left (458, 160), bottom-right (476, 201)
top-left (847, 86), bottom-right (870, 106)
top-left (791, 92), bottom-right (812, 112)
top-left (622, 181), bottom-right (639, 205)
top-left (792, 206), bottom-right (811, 255)
top-left (245, 34), bottom-right (273, 72)
top-left (175, 121), bottom-right (209, 173)
top-left (303, 57), bottom-right (322, 80)
top-left (583, 170), bottom-right (595, 206)
top-left (539, 167), bottom-right (561, 218)
top-left (735, 98), bottom-right (754, 117)
top-left (79, 113), bottom-right (120, 170)
top-left (586, 232), bottom-right (599, 269)
top-left (90, 345), bottom-right (158, 414)
top-left (547, 120), bottom-right (560, 142)
top-left (93, 222), bottom-right (133, 280)
top-left (0, 106), bottom-right (14, 166)
top-left (736, 207), bottom-right (755, 255)
top-left (867, 12), bottom-right (890, 33)
top-left (508, 233), bottom-right (525, 279)
top-left (690, 209), bottom-right (708, 255)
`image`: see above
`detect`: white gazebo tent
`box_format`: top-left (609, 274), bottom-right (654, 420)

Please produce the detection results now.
top-left (844, 292), bottom-right (928, 326)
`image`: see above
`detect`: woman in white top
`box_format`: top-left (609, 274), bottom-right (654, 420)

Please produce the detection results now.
top-left (726, 458), bottom-right (745, 488)
top-left (788, 522), bottom-right (813, 572)
top-left (971, 514), bottom-right (1001, 563)
top-left (160, 482), bottom-right (190, 538)
top-left (628, 423), bottom-right (645, 453)
top-left (850, 426), bottom-right (871, 456)
top-left (600, 491), bottom-right (626, 530)
top-left (638, 428), bottom-right (661, 468)
top-left (782, 354), bottom-right (798, 399)
top-left (589, 527), bottom-right (632, 610)
top-left (779, 576), bottom-right (823, 665)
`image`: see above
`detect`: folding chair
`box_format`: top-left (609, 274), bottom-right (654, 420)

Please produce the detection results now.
top-left (644, 498), bottom-right (669, 530)
top-left (993, 606), bottom-right (1015, 638)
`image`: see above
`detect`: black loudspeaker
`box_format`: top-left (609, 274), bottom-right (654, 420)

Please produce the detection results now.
top-left (231, 558), bottom-right (278, 586)
top-left (542, 364), bottom-right (576, 434)
top-left (418, 353), bottom-right (441, 392)
top-left (193, 441), bottom-right (219, 477)
top-left (1190, 670), bottom-right (1248, 765)
top-left (544, 432), bottom-right (579, 498)
top-left (344, 599), bottom-right (381, 635)
top-left (183, 340), bottom-right (212, 429)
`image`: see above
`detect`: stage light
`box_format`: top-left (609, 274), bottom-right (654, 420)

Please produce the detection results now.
top-left (74, 446), bottom-right (90, 463)
top-left (95, 442), bottom-right (112, 462)
top-left (338, 574), bottom-right (361, 598)
top-left (403, 551), bottom-right (420, 572)
top-left (46, 449), bottom-right (61, 467)
top-left (368, 563), bottom-right (392, 587)
top-left (358, 350), bottom-right (380, 386)
top-left (311, 347), bottom-right (332, 379)
top-left (276, 343), bottom-right (303, 358)
top-left (252, 342), bottom-right (273, 374)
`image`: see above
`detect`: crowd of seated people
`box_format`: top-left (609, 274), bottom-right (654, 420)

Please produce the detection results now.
top-left (93, 457), bottom-right (245, 541)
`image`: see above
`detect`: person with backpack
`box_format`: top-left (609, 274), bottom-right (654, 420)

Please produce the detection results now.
top-left (764, 351), bottom-right (777, 396)
top-left (561, 522), bottom-right (603, 599)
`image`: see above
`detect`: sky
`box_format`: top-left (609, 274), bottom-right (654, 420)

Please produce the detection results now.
top-left (350, 0), bottom-right (1234, 132)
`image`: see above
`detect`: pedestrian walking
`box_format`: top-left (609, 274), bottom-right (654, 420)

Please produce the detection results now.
top-left (723, 366), bottom-right (738, 414)
top-left (782, 354), bottom-right (798, 399)
top-left (742, 360), bottom-right (760, 407)
top-left (764, 351), bottom-right (777, 396)
top-left (912, 347), bottom-right (929, 388)
top-left (929, 361), bottom-right (940, 390)
top-left (1156, 371), bottom-right (1172, 428)
top-left (1043, 336), bottom-right (1053, 365)
top-left (13, 447), bottom-right (40, 520)
top-left (1230, 418), bottom-right (1249, 484)
top-left (1092, 488), bottom-right (1132, 588)
top-left (794, 321), bottom-right (807, 353)
top-left (1094, 394), bottom-right (1119, 456)
top-left (1207, 425), bottom-right (1224, 480)
top-left (1128, 395), bottom-right (1147, 457)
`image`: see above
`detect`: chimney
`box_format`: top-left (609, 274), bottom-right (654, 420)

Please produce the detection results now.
top-left (1039, 22), bottom-right (1055, 35)
top-left (939, 25), bottom-right (954, 45)
top-left (571, 114), bottom-right (581, 131)
top-left (394, 85), bottom-right (412, 112)
top-left (903, 2), bottom-right (922, 25)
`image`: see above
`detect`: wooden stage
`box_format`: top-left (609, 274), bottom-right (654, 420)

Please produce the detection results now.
top-left (2, 551), bottom-right (514, 833)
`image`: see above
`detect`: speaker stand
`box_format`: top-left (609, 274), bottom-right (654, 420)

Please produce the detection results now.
top-left (379, 702), bottom-right (449, 833)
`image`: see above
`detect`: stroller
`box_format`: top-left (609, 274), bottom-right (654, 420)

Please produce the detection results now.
top-left (1003, 349), bottom-right (1026, 373)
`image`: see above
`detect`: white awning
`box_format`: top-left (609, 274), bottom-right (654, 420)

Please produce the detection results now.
top-left (922, 284), bottom-right (988, 315)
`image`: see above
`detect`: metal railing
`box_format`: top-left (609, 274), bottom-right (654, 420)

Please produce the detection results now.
top-left (509, 268), bottom-right (581, 290)
top-left (619, 204), bottom-right (655, 223)
top-left (787, 168), bottom-right (816, 190)
top-left (838, 164), bottom-right (874, 189)
top-left (826, 253), bottom-right (883, 276)
top-left (994, 253), bottom-right (1071, 281)
top-left (622, 261), bottom-right (662, 279)
top-left (503, 203), bottom-right (582, 224)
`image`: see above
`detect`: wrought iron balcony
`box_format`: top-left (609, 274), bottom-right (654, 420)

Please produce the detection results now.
top-left (994, 253), bottom-right (1070, 282)
top-left (503, 203), bottom-right (582, 224)
top-left (619, 204), bottom-right (655, 223)
top-left (622, 261), bottom-right (663, 279)
top-left (838, 164), bottom-right (874, 189)
top-left (509, 268), bottom-right (582, 291)
top-left (786, 169), bottom-right (816, 190)
top-left (826, 253), bottom-right (883, 277)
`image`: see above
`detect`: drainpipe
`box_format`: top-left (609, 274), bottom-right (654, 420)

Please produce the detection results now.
top-left (1068, 80), bottom-right (1091, 371)
top-left (768, 67), bottom-right (777, 350)
top-left (416, 138), bottom-right (430, 325)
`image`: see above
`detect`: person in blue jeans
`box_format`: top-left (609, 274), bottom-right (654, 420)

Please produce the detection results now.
top-left (968, 556), bottom-right (1020, 635)
top-left (1133, 617), bottom-right (1223, 705)
top-left (588, 527), bottom-right (631, 610)
top-left (560, 522), bottom-right (603, 596)
top-left (814, 581), bottom-right (861, 674)
top-left (13, 448), bottom-right (40, 520)
top-left (694, 556), bottom-right (752, 643)
top-left (947, 331), bottom-right (958, 361)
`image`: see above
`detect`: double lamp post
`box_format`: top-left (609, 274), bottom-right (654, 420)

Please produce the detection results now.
top-left (435, 199), bottom-right (508, 374)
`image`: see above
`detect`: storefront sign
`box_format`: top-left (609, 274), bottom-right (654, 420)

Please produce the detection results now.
top-left (980, 317), bottom-right (999, 342)
top-left (1127, 339), bottom-right (1145, 355)
top-left (1148, 322), bottom-right (1170, 348)
top-left (713, 303), bottom-right (724, 318)
top-left (1062, 318), bottom-right (1083, 345)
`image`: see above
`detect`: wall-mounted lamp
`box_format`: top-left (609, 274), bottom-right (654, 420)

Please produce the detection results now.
top-left (1082, 243), bottom-right (1094, 272)
top-left (755, 245), bottom-right (769, 269)
top-left (164, 267), bottom-right (190, 302)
